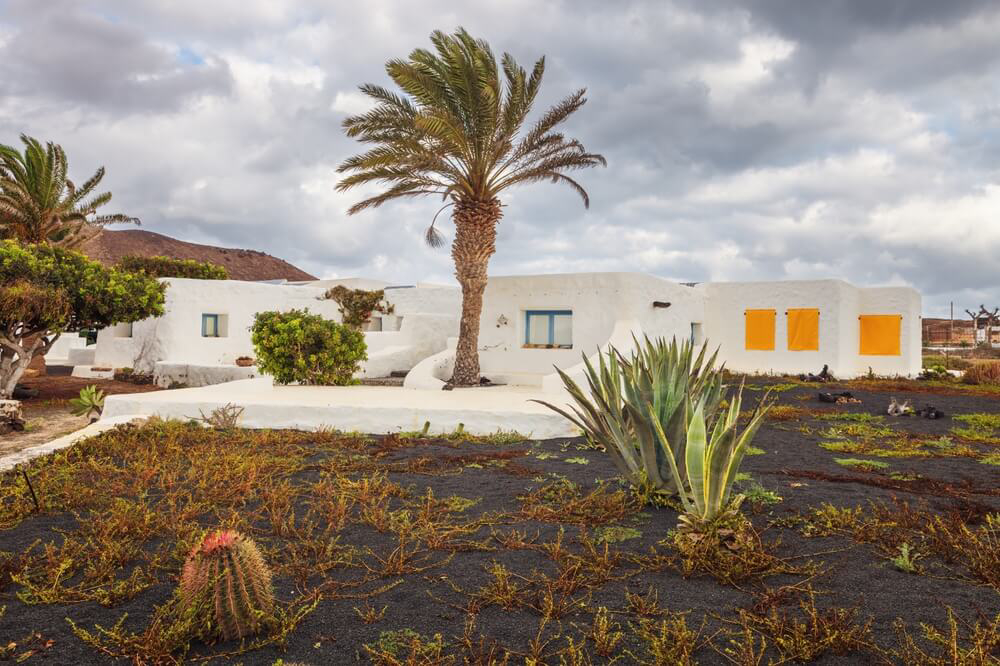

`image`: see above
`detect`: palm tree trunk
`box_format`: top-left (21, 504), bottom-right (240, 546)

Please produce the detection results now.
top-left (449, 197), bottom-right (501, 387)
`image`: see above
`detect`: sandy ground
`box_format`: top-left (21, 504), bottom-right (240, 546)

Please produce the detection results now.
top-left (1, 374), bottom-right (160, 460)
top-left (0, 407), bottom-right (91, 458)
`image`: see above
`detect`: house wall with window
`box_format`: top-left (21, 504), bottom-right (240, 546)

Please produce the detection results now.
top-left (474, 272), bottom-right (705, 386)
top-left (91, 278), bottom-right (461, 381)
top-left (701, 280), bottom-right (921, 378)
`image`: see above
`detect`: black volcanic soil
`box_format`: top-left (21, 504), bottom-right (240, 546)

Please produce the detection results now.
top-left (0, 379), bottom-right (997, 664)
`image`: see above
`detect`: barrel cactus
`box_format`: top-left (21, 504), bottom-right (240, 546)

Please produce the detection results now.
top-left (179, 530), bottom-right (275, 641)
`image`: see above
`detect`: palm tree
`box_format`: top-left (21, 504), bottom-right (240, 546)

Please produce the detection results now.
top-left (337, 28), bottom-right (605, 386)
top-left (0, 134), bottom-right (138, 248)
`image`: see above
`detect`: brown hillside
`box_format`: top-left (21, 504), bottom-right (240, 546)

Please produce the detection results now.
top-left (82, 229), bottom-right (317, 282)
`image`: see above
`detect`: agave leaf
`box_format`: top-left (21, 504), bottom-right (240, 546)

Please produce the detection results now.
top-left (685, 400), bottom-right (708, 516)
top-left (648, 402), bottom-right (692, 514)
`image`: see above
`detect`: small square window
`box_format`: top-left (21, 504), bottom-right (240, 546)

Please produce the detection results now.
top-left (524, 310), bottom-right (572, 349)
top-left (202, 314), bottom-right (220, 338)
top-left (112, 322), bottom-right (133, 338)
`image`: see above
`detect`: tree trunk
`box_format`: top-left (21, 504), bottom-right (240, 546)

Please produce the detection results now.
top-left (0, 332), bottom-right (52, 399)
top-left (449, 197), bottom-right (501, 386)
top-left (25, 334), bottom-right (47, 377)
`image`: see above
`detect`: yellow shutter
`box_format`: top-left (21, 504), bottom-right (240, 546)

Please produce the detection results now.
top-left (787, 308), bottom-right (820, 351)
top-left (745, 309), bottom-right (776, 351)
top-left (859, 315), bottom-right (902, 355)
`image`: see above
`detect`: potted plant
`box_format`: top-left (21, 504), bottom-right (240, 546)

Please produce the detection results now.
top-left (235, 356), bottom-right (256, 367)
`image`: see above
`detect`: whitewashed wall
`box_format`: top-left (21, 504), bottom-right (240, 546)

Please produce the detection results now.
top-left (91, 278), bottom-right (460, 379)
top-left (472, 272), bottom-right (704, 387)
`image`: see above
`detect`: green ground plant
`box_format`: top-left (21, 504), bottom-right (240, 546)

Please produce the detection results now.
top-left (68, 385), bottom-right (104, 420)
top-left (834, 458), bottom-right (890, 472)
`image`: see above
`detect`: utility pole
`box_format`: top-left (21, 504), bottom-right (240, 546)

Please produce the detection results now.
top-left (947, 301), bottom-right (953, 367)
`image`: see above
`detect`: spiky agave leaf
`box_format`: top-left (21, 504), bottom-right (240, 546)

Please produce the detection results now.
top-left (537, 336), bottom-right (727, 498)
top-left (179, 530), bottom-right (275, 642)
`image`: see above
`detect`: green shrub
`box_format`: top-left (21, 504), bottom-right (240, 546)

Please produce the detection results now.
top-left (251, 309), bottom-right (367, 386)
top-left (117, 255), bottom-right (228, 280)
top-left (322, 285), bottom-right (393, 329)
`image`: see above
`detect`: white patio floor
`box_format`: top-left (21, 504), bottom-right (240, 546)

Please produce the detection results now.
top-left (101, 378), bottom-right (579, 439)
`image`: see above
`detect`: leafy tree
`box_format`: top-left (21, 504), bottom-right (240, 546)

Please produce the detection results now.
top-left (251, 309), bottom-right (367, 386)
top-left (117, 255), bottom-right (229, 280)
top-left (0, 241), bottom-right (165, 398)
top-left (0, 134), bottom-right (138, 248)
top-left (337, 28), bottom-right (605, 386)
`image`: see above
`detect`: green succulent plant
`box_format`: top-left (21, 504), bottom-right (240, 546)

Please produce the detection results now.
top-left (652, 383), bottom-right (773, 529)
top-left (69, 385), bottom-right (105, 420)
top-left (536, 336), bottom-right (724, 496)
top-left (179, 530), bottom-right (275, 642)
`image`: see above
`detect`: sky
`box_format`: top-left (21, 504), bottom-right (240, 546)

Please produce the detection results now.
top-left (0, 0), bottom-right (997, 316)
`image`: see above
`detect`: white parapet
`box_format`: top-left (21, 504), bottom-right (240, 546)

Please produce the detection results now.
top-left (101, 378), bottom-right (578, 439)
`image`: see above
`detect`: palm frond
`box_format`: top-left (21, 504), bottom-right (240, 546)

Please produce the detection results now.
top-left (337, 28), bottom-right (605, 240)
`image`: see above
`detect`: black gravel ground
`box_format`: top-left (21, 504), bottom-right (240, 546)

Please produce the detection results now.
top-left (0, 378), bottom-right (997, 664)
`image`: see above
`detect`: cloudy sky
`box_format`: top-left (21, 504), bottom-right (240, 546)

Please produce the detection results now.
top-left (1, 0), bottom-right (997, 315)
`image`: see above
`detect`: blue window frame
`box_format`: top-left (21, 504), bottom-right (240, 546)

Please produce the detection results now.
top-left (201, 313), bottom-right (220, 338)
top-left (524, 310), bottom-right (573, 348)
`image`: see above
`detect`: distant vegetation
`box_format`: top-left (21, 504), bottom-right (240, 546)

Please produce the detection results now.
top-left (117, 255), bottom-right (229, 280)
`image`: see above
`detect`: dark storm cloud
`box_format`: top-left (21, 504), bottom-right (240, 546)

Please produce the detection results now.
top-left (0, 0), bottom-right (997, 315)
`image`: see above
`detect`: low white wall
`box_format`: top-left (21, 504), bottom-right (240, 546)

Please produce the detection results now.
top-left (45, 334), bottom-right (89, 366)
top-left (67, 347), bottom-right (97, 366)
top-left (154, 362), bottom-right (259, 388)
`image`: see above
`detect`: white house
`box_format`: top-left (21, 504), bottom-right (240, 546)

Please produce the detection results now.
top-left (76, 270), bottom-right (920, 390)
top-left (404, 272), bottom-right (922, 390)
top-left (79, 277), bottom-right (460, 387)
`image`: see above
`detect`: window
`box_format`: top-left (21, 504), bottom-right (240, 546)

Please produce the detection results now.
top-left (524, 310), bottom-right (572, 349)
top-left (690, 322), bottom-right (704, 347)
top-left (859, 315), bottom-right (901, 355)
top-left (112, 322), bottom-right (133, 338)
top-left (202, 314), bottom-right (221, 338)
top-left (787, 308), bottom-right (819, 351)
top-left (744, 309), bottom-right (775, 351)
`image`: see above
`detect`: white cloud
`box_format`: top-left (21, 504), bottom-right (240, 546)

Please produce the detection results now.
top-left (0, 0), bottom-right (997, 314)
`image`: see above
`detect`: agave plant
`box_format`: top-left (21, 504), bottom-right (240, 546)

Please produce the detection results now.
top-left (536, 337), bottom-right (724, 495)
top-left (69, 385), bottom-right (104, 421)
top-left (179, 530), bottom-right (275, 641)
top-left (653, 382), bottom-right (773, 529)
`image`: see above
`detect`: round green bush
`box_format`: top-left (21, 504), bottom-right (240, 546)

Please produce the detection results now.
top-left (250, 309), bottom-right (367, 386)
